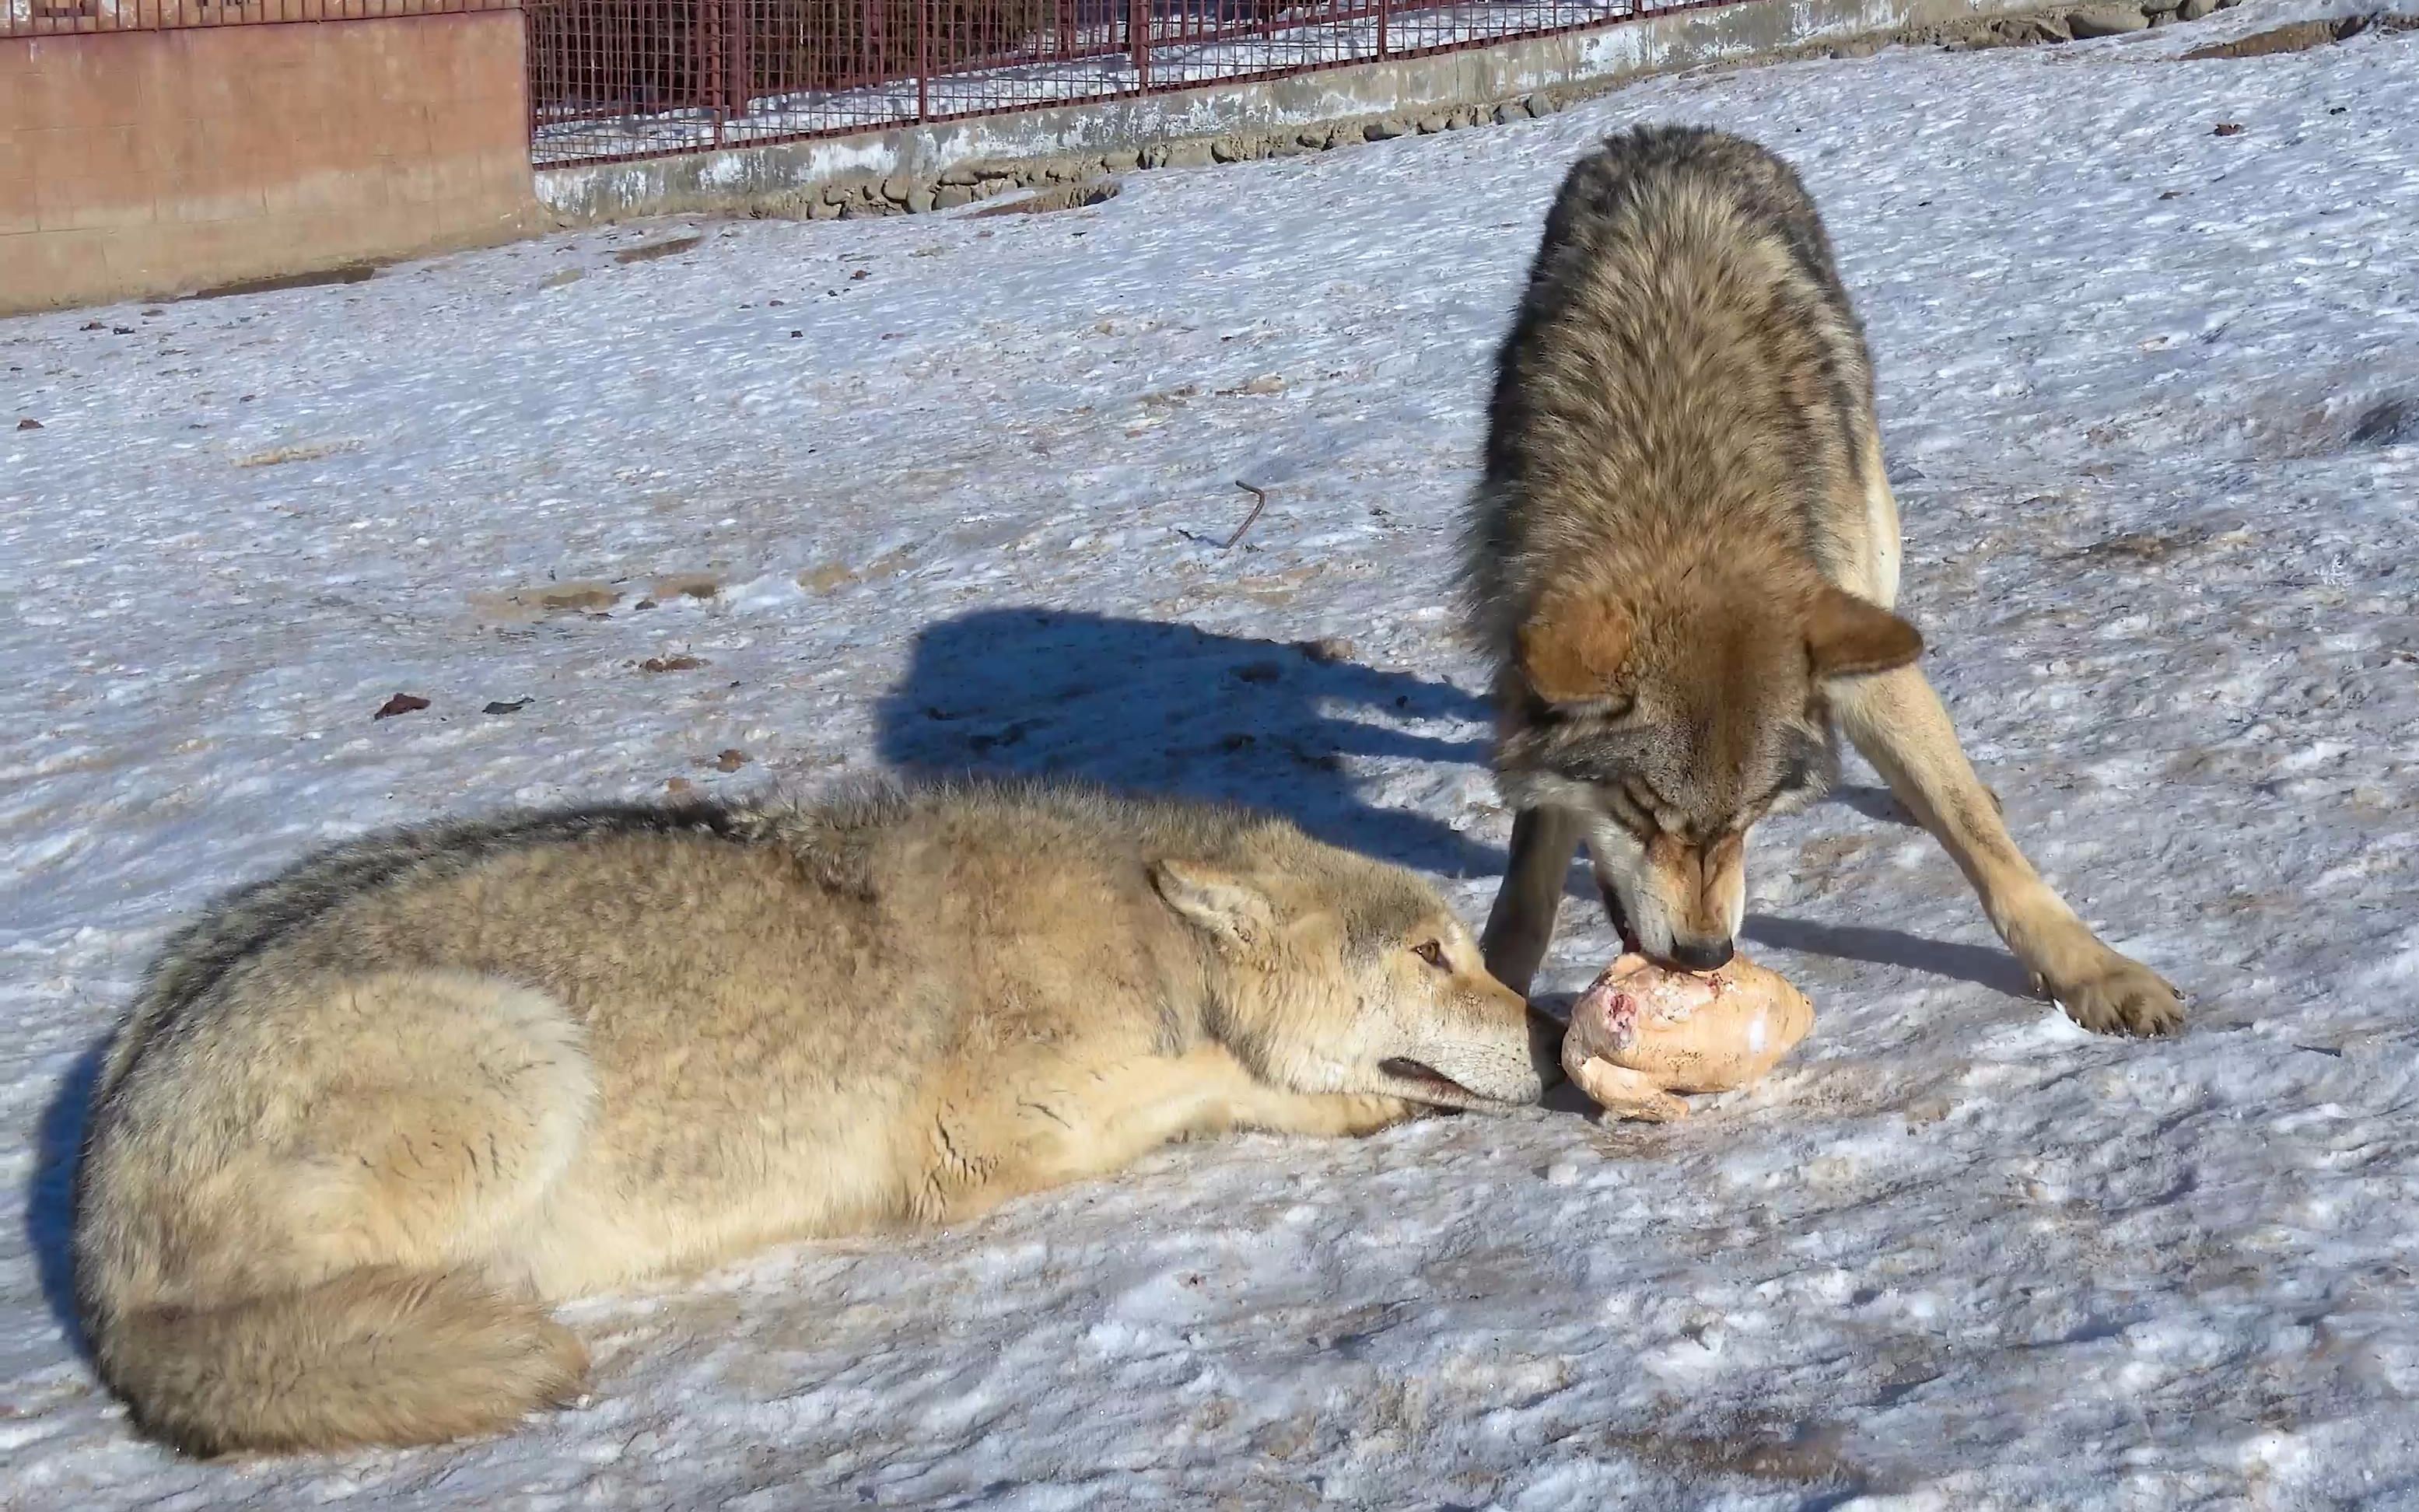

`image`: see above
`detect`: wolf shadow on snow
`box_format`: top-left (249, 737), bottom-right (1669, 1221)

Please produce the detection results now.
top-left (28, 1038), bottom-right (104, 1360)
top-left (874, 606), bottom-right (1516, 883)
top-left (871, 607), bottom-right (2039, 1003)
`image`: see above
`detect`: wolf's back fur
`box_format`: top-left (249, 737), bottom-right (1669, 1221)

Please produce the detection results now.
top-left (1465, 123), bottom-right (1894, 655)
top-left (75, 779), bottom-right (1541, 1454)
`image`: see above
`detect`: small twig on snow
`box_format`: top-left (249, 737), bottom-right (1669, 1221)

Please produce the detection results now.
top-left (1224, 481), bottom-right (1269, 550)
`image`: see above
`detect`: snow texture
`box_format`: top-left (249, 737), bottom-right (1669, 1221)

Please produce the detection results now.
top-left (5, 5), bottom-right (2419, 1506)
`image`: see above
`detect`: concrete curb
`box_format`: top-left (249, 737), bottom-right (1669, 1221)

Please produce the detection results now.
top-left (535, 0), bottom-right (2049, 224)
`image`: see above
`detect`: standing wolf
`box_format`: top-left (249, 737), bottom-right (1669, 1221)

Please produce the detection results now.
top-left (1465, 125), bottom-right (2182, 1036)
top-left (72, 781), bottom-right (1546, 1456)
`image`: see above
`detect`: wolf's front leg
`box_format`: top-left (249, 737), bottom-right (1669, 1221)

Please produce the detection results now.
top-left (922, 1050), bottom-right (1413, 1225)
top-left (1481, 806), bottom-right (1591, 996)
top-left (1830, 663), bottom-right (2184, 1036)
top-left (1224, 1088), bottom-right (1424, 1138)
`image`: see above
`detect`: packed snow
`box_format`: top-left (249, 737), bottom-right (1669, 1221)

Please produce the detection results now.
top-left (5, 5), bottom-right (2418, 1506)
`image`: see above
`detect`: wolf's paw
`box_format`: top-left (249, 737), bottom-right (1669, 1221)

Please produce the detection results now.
top-left (1336, 1094), bottom-right (1425, 1135)
top-left (2046, 952), bottom-right (2185, 1037)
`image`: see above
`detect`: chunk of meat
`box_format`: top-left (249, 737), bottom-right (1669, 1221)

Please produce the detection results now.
top-left (1562, 954), bottom-right (1813, 1121)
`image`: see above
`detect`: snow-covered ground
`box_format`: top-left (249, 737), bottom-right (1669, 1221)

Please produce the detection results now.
top-left (6, 5), bottom-right (2419, 1505)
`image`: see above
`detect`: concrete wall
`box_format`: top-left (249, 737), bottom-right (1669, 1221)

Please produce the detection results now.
top-left (535, 0), bottom-right (2036, 222)
top-left (1, 12), bottom-right (541, 315)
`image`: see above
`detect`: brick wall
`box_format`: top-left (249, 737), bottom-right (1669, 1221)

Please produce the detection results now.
top-left (0, 12), bottom-right (540, 315)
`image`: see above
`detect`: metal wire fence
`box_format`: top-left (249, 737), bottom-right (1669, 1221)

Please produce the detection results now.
top-left (2, 0), bottom-right (1720, 169)
top-left (528, 0), bottom-right (1705, 167)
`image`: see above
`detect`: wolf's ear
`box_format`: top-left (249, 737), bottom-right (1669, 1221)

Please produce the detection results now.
top-left (1805, 585), bottom-right (1924, 679)
top-left (1150, 860), bottom-right (1274, 949)
top-left (1518, 592), bottom-right (1633, 705)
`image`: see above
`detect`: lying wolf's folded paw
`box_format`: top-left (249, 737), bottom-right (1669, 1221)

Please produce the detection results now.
top-left (1335, 1094), bottom-right (1425, 1136)
top-left (2049, 953), bottom-right (2186, 1037)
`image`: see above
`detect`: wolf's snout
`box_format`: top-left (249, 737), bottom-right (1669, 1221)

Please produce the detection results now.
top-left (1466, 1047), bottom-right (1548, 1106)
top-left (1390, 977), bottom-right (1549, 1108)
top-left (1385, 1039), bottom-right (1544, 1108)
top-left (1668, 937), bottom-right (1735, 972)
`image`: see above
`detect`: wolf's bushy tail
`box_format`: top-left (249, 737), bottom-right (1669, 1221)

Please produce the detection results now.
top-left (94, 1268), bottom-right (587, 1455)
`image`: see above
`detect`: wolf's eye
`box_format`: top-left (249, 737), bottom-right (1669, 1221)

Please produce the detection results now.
top-left (1413, 940), bottom-right (1448, 969)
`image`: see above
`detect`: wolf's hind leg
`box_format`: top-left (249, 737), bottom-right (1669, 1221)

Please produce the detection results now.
top-left (255, 970), bottom-right (601, 1279)
top-left (1830, 667), bottom-right (2184, 1036)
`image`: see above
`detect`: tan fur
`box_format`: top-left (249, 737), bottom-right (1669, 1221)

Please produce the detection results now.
top-left (73, 781), bottom-right (1547, 1456)
top-left (1516, 590), bottom-right (1635, 705)
top-left (1463, 125), bottom-right (2182, 1035)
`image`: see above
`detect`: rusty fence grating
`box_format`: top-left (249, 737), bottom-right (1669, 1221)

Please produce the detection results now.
top-left (2, 0), bottom-right (1737, 173)
top-left (2, 0), bottom-right (509, 36)
top-left (527, 0), bottom-right (1728, 167)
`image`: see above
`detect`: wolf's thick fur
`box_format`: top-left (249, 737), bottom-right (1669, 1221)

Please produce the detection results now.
top-left (1465, 125), bottom-right (2182, 1036)
top-left (74, 782), bottom-right (1546, 1456)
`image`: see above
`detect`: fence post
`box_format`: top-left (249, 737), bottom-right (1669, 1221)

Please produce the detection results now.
top-left (1128, 0), bottom-right (1149, 89)
top-left (702, 0), bottom-right (725, 147)
top-left (524, 0), bottom-right (540, 163)
top-left (916, 0), bottom-right (929, 121)
top-left (726, 0), bottom-right (749, 128)
top-left (1376, 0), bottom-right (1387, 58)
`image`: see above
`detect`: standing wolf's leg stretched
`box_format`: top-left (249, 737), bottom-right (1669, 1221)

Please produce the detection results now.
top-left (1832, 666), bottom-right (2184, 1034)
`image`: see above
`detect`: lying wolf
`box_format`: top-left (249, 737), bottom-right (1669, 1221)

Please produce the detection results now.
top-left (73, 780), bottom-right (1547, 1455)
top-left (1465, 124), bottom-right (2183, 1036)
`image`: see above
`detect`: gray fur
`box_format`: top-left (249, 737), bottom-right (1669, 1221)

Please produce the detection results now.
top-left (1462, 125), bottom-right (2183, 1036)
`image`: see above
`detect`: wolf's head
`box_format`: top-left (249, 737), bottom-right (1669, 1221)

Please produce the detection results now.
top-left (1494, 557), bottom-right (1922, 971)
top-left (1148, 846), bottom-right (1551, 1110)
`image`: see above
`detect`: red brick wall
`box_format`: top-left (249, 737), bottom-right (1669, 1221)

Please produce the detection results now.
top-left (1, 12), bottom-right (538, 315)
